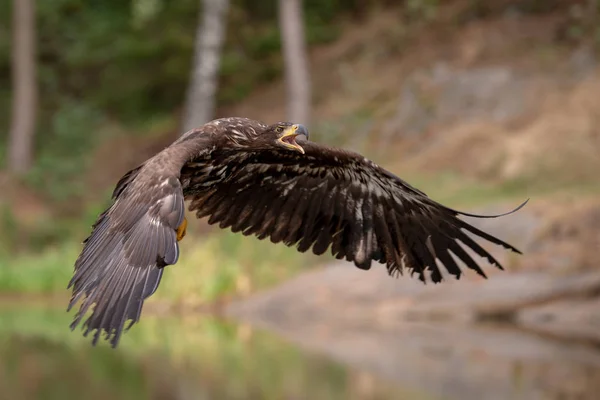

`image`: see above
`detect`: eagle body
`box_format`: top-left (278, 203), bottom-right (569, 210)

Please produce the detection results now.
top-left (67, 117), bottom-right (527, 347)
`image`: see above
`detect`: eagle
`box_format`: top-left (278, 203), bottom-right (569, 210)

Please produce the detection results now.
top-left (67, 117), bottom-right (527, 348)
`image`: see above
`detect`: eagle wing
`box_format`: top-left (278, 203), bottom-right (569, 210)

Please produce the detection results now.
top-left (67, 169), bottom-right (185, 347)
top-left (185, 140), bottom-right (526, 283)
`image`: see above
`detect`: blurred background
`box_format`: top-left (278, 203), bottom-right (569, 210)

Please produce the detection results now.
top-left (1, 0), bottom-right (600, 399)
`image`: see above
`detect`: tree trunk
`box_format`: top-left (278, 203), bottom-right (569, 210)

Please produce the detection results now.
top-left (183, 0), bottom-right (230, 132)
top-left (278, 0), bottom-right (311, 126)
top-left (8, 0), bottom-right (37, 174)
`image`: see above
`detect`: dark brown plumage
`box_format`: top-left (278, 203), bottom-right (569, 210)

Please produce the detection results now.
top-left (67, 117), bottom-right (527, 347)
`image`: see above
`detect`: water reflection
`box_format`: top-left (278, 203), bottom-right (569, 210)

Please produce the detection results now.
top-left (0, 305), bottom-right (418, 400)
top-left (245, 319), bottom-right (600, 400)
top-left (3, 304), bottom-right (600, 400)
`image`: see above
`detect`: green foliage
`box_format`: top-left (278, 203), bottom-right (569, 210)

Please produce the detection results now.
top-left (0, 0), bottom-right (352, 129)
top-left (0, 243), bottom-right (77, 294)
top-left (25, 101), bottom-right (105, 202)
top-left (563, 0), bottom-right (600, 46)
top-left (0, 223), bottom-right (319, 304)
top-left (144, 228), bottom-right (321, 304)
top-left (0, 204), bottom-right (19, 257)
top-left (32, 0), bottom-right (199, 122)
top-left (405, 0), bottom-right (439, 21)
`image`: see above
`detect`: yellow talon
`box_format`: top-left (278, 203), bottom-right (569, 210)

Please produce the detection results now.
top-left (176, 217), bottom-right (188, 242)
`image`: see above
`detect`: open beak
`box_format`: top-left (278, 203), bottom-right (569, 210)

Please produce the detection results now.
top-left (278, 124), bottom-right (308, 154)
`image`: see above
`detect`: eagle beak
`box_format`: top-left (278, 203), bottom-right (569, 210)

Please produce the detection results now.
top-left (278, 124), bottom-right (307, 154)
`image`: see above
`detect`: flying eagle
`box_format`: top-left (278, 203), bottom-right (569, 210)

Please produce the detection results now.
top-left (67, 117), bottom-right (527, 347)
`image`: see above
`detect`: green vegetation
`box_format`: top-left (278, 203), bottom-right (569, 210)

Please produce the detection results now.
top-left (158, 229), bottom-right (321, 304)
top-left (0, 227), bottom-right (321, 305)
top-left (0, 244), bottom-right (76, 295)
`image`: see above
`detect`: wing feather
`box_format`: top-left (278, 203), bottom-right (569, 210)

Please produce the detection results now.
top-left (184, 140), bottom-right (525, 284)
top-left (68, 171), bottom-right (184, 348)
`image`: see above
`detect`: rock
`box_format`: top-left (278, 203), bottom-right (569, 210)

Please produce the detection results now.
top-left (405, 271), bottom-right (600, 323)
top-left (382, 63), bottom-right (535, 140)
top-left (517, 298), bottom-right (600, 343)
top-left (228, 260), bottom-right (600, 327)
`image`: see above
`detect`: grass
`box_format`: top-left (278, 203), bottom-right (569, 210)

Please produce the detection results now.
top-left (155, 228), bottom-right (321, 306)
top-left (0, 225), bottom-right (320, 307)
top-left (0, 244), bottom-right (77, 295)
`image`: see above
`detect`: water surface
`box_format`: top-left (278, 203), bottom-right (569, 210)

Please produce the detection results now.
top-left (0, 304), bottom-right (421, 400)
top-left (3, 304), bottom-right (600, 400)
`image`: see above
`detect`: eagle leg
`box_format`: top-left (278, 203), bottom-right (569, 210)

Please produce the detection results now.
top-left (176, 217), bottom-right (188, 241)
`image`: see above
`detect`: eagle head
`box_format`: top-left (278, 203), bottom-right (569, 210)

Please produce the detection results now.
top-left (266, 122), bottom-right (309, 154)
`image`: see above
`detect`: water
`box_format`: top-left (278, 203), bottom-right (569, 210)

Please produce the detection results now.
top-left (0, 304), bottom-right (417, 400)
top-left (260, 320), bottom-right (600, 400)
top-left (2, 303), bottom-right (600, 400)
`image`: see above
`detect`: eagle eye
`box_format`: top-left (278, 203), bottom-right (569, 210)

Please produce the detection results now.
top-left (276, 126), bottom-right (283, 133)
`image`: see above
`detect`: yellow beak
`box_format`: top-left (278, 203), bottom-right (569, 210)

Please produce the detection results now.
top-left (278, 125), bottom-right (305, 154)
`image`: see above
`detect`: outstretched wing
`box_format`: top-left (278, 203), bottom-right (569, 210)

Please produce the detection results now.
top-left (184, 140), bottom-right (526, 283)
top-left (67, 171), bottom-right (185, 348)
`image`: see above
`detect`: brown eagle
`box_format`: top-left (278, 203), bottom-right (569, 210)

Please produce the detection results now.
top-left (67, 117), bottom-right (527, 347)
